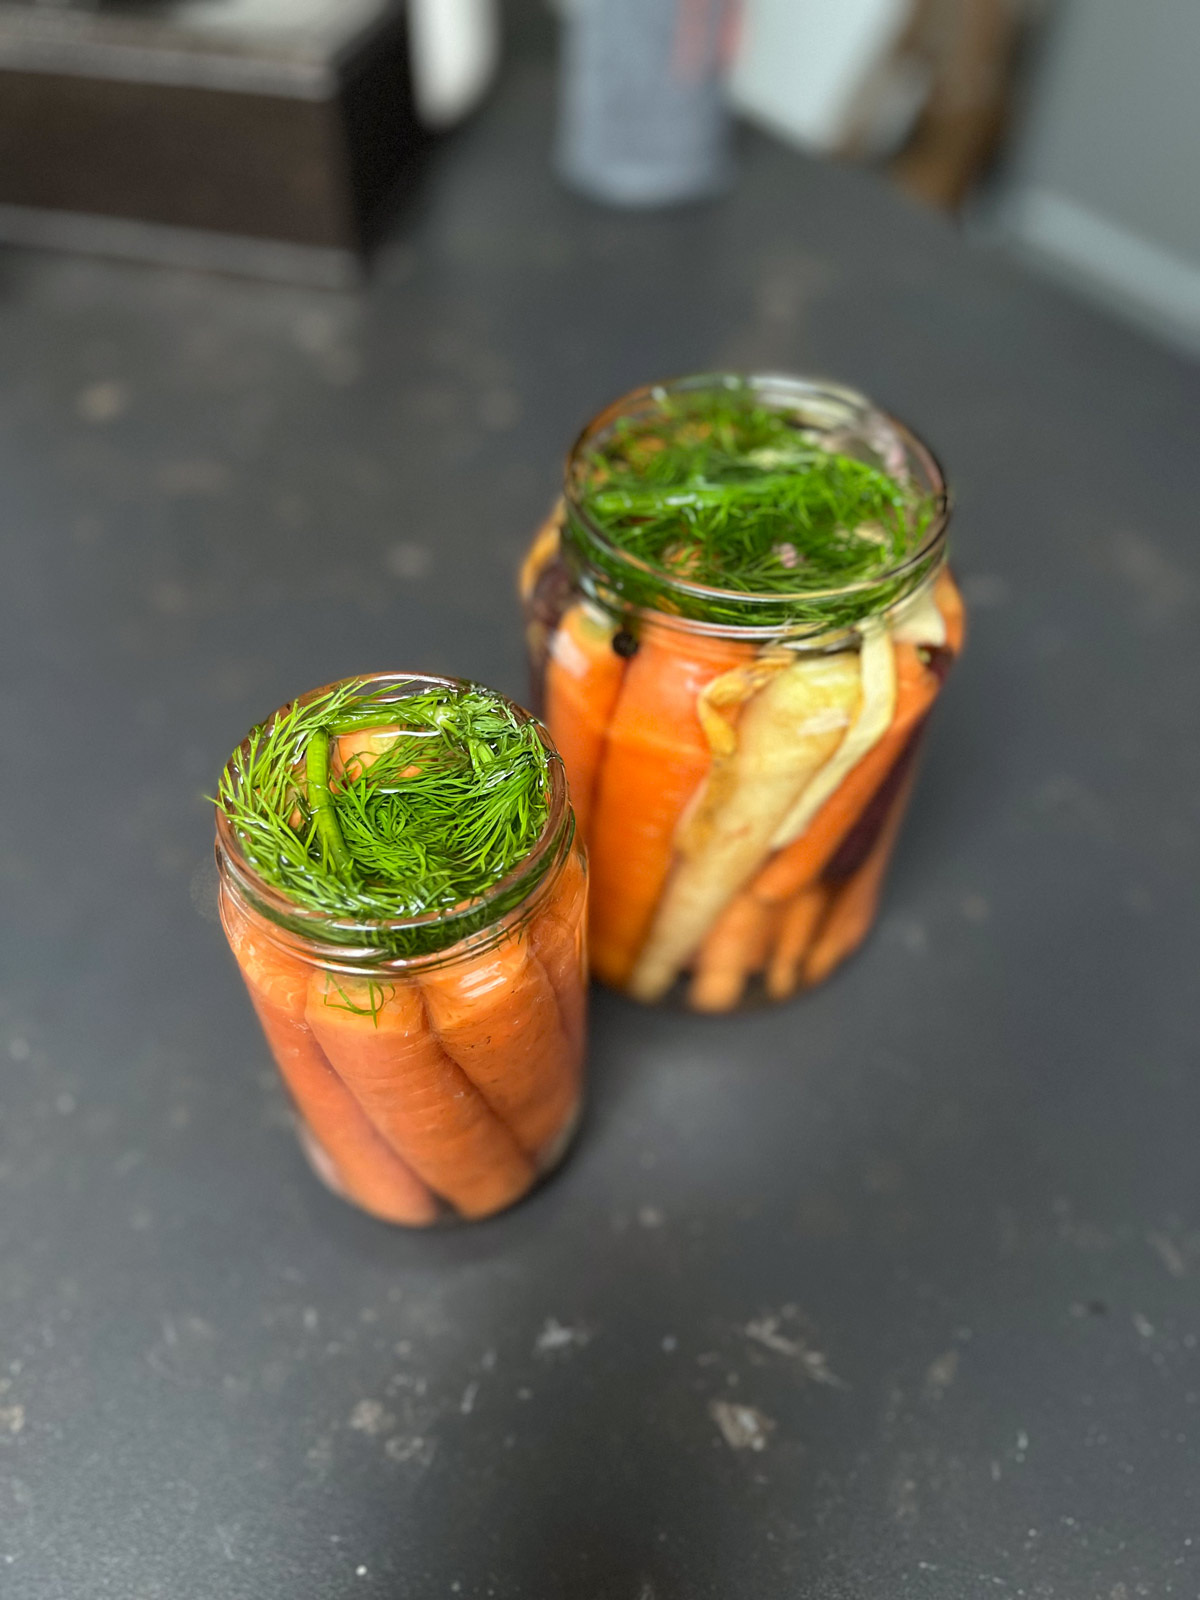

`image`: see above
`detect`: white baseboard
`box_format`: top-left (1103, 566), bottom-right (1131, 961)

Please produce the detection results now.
top-left (995, 187), bottom-right (1200, 357)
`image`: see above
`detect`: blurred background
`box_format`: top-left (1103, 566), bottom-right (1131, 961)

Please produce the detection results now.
top-left (0, 0), bottom-right (1196, 354)
top-left (3, 10), bottom-right (1200, 1597)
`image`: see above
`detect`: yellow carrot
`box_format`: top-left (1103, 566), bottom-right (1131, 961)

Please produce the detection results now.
top-left (628, 649), bottom-right (861, 1003)
top-left (750, 642), bottom-right (937, 904)
top-left (767, 628), bottom-right (896, 850)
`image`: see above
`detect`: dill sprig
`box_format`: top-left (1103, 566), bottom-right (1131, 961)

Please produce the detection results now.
top-left (216, 680), bottom-right (554, 958)
top-left (568, 384), bottom-right (939, 631)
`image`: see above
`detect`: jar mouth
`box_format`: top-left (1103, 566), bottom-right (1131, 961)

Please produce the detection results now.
top-left (215, 672), bottom-right (572, 969)
top-left (562, 372), bottom-right (951, 637)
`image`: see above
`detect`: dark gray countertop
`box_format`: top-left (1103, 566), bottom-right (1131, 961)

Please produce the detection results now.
top-left (3, 30), bottom-right (1200, 1600)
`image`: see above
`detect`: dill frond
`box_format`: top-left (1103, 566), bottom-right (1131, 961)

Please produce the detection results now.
top-left (216, 681), bottom-right (553, 958)
top-left (571, 383), bottom-right (938, 630)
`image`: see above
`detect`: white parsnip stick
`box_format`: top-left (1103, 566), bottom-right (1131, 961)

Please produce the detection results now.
top-left (769, 627), bottom-right (896, 850)
top-left (628, 650), bottom-right (861, 1002)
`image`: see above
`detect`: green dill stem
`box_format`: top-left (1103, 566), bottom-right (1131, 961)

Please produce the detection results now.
top-left (305, 729), bottom-right (354, 877)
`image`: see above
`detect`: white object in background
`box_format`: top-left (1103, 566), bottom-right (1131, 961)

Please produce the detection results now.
top-left (994, 188), bottom-right (1200, 358)
top-left (557, 0), bottom-right (734, 207)
top-left (729, 0), bottom-right (911, 153)
top-left (406, 0), bottom-right (500, 128)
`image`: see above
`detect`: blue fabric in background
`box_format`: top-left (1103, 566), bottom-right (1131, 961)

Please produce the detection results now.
top-left (556, 0), bottom-right (734, 206)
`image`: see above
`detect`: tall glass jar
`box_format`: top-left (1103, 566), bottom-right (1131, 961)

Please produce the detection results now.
top-left (215, 673), bottom-right (587, 1226)
top-left (521, 374), bottom-right (963, 1012)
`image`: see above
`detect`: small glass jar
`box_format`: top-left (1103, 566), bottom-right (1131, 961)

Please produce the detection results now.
top-left (215, 673), bottom-right (587, 1226)
top-left (521, 374), bottom-right (963, 1012)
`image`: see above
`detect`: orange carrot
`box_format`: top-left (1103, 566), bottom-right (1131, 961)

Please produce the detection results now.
top-left (586, 625), bottom-right (755, 988)
top-left (802, 771), bottom-right (916, 986)
top-left (631, 649), bottom-right (860, 1001)
top-left (305, 974), bottom-right (534, 1220)
top-left (220, 892), bottom-right (438, 1226)
top-left (764, 885), bottom-right (830, 1002)
top-left (331, 726), bottom-right (414, 786)
top-left (750, 643), bottom-right (939, 905)
top-left (543, 603), bottom-right (627, 842)
top-left (687, 891), bottom-right (778, 1012)
top-left (935, 566), bottom-right (966, 657)
top-left (420, 929), bottom-right (579, 1165)
top-left (529, 844), bottom-right (588, 1060)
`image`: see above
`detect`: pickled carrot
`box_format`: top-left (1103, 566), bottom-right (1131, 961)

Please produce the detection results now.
top-left (220, 892), bottom-right (438, 1226)
top-left (630, 649), bottom-right (861, 1001)
top-left (542, 602), bottom-right (627, 842)
top-left (687, 891), bottom-right (778, 1013)
top-left (305, 975), bottom-right (534, 1220)
top-left (332, 726), bottom-right (403, 785)
top-left (750, 642), bottom-right (939, 905)
top-left (586, 627), bottom-right (755, 989)
top-left (420, 931), bottom-right (578, 1162)
top-left (802, 770), bottom-right (916, 986)
top-left (764, 884), bottom-right (830, 1002)
top-left (529, 845), bottom-right (588, 1059)
top-left (935, 566), bottom-right (966, 657)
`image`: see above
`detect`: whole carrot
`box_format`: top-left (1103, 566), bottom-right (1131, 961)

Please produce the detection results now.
top-left (530, 845), bottom-right (588, 1059)
top-left (220, 893), bottom-right (438, 1226)
top-left (766, 627), bottom-right (895, 850)
top-left (750, 642), bottom-right (939, 905)
top-left (586, 624), bottom-right (754, 988)
top-left (306, 974), bottom-right (534, 1220)
top-left (543, 602), bottom-right (627, 842)
top-left (688, 891), bottom-right (778, 1013)
top-left (420, 931), bottom-right (579, 1164)
top-left (802, 770), bottom-right (916, 986)
top-left (629, 649), bottom-right (861, 1002)
top-left (764, 885), bottom-right (830, 1001)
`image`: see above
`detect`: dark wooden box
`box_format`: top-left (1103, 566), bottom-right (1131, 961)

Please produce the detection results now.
top-left (0, 0), bottom-right (421, 284)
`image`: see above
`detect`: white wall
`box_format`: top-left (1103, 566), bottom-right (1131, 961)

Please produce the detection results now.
top-left (729, 0), bottom-right (910, 153)
top-left (993, 0), bottom-right (1200, 353)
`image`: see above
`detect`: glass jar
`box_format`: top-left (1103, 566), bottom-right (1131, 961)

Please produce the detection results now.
top-left (521, 374), bottom-right (963, 1012)
top-left (214, 673), bottom-right (587, 1226)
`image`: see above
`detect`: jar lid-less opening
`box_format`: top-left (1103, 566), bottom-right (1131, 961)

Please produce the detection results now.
top-left (562, 373), bottom-right (951, 639)
top-left (214, 672), bottom-right (572, 973)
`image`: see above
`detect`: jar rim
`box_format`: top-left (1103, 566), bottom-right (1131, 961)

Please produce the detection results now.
top-left (214, 671), bottom-right (572, 968)
top-left (562, 372), bottom-right (951, 637)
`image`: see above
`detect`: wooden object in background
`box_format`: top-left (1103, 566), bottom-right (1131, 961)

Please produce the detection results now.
top-left (0, 0), bottom-right (422, 284)
top-left (884, 0), bottom-right (1028, 211)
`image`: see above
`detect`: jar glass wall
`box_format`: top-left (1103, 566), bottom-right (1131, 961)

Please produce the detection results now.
top-left (215, 674), bottom-right (587, 1225)
top-left (522, 374), bottom-right (963, 1012)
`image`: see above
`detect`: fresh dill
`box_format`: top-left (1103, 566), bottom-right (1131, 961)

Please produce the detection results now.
top-left (567, 382), bottom-right (940, 631)
top-left (216, 680), bottom-right (554, 957)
